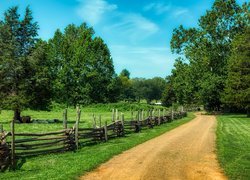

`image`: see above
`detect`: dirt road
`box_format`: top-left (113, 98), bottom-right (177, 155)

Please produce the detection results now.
top-left (81, 114), bottom-right (227, 180)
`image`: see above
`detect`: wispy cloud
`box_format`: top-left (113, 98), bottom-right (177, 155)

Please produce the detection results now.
top-left (143, 2), bottom-right (190, 19)
top-left (144, 2), bottom-right (171, 15)
top-left (173, 8), bottom-right (189, 17)
top-left (106, 13), bottom-right (159, 42)
top-left (77, 0), bottom-right (117, 25)
top-left (77, 0), bottom-right (159, 42)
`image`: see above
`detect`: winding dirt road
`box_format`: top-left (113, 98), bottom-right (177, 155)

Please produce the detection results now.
top-left (81, 114), bottom-right (227, 180)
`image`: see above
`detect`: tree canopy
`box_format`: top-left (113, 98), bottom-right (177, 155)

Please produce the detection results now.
top-left (163, 0), bottom-right (250, 112)
top-left (0, 6), bottom-right (39, 121)
top-left (222, 28), bottom-right (250, 116)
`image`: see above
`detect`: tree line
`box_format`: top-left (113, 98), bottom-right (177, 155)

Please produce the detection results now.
top-left (1, 0), bottom-right (249, 120)
top-left (0, 6), bottom-right (166, 121)
top-left (161, 0), bottom-right (249, 116)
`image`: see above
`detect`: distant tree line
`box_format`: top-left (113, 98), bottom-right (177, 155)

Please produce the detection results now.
top-left (0, 6), bottom-right (166, 121)
top-left (117, 69), bottom-right (166, 104)
top-left (161, 0), bottom-right (250, 116)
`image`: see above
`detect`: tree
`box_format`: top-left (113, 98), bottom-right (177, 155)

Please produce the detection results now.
top-left (120, 69), bottom-right (130, 79)
top-left (106, 75), bottom-right (123, 103)
top-left (131, 78), bottom-right (146, 102)
top-left (222, 29), bottom-right (250, 116)
top-left (48, 23), bottom-right (115, 106)
top-left (118, 70), bottom-right (135, 101)
top-left (0, 6), bottom-right (38, 121)
top-left (170, 0), bottom-right (249, 110)
top-left (26, 40), bottom-right (53, 110)
top-left (161, 76), bottom-right (176, 107)
top-left (141, 77), bottom-right (166, 104)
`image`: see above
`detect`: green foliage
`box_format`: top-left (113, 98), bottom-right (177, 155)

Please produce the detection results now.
top-left (222, 29), bottom-right (250, 116)
top-left (168, 0), bottom-right (249, 111)
top-left (131, 77), bottom-right (166, 104)
top-left (217, 114), bottom-right (250, 179)
top-left (0, 6), bottom-right (38, 119)
top-left (120, 69), bottom-right (130, 79)
top-left (26, 40), bottom-right (53, 110)
top-left (118, 72), bottom-right (135, 101)
top-left (161, 76), bottom-right (176, 107)
top-left (47, 23), bottom-right (115, 106)
top-left (0, 6), bottom-right (169, 115)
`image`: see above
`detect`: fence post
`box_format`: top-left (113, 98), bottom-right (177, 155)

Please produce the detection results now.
top-left (99, 115), bottom-right (102, 128)
top-left (158, 109), bottom-right (161, 125)
top-left (92, 114), bottom-right (96, 128)
top-left (75, 107), bottom-right (81, 150)
top-left (131, 111), bottom-right (134, 120)
top-left (112, 109), bottom-right (115, 122)
top-left (171, 108), bottom-right (174, 120)
top-left (115, 109), bottom-right (118, 121)
top-left (0, 124), bottom-right (3, 133)
top-left (11, 120), bottom-right (15, 170)
top-left (141, 110), bottom-right (144, 121)
top-left (121, 113), bottom-right (125, 136)
top-left (104, 121), bottom-right (108, 142)
top-left (63, 108), bottom-right (68, 129)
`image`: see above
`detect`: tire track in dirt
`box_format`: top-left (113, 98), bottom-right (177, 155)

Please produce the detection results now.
top-left (81, 114), bottom-right (227, 180)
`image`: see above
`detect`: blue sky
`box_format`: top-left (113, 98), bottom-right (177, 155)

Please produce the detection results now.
top-left (0, 0), bottom-right (245, 78)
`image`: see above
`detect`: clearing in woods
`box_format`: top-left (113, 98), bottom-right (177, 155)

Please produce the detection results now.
top-left (81, 113), bottom-right (227, 180)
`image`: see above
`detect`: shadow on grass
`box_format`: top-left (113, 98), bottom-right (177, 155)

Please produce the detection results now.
top-left (220, 113), bottom-right (249, 119)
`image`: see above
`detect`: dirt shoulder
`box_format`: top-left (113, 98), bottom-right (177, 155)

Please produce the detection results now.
top-left (81, 114), bottom-right (226, 180)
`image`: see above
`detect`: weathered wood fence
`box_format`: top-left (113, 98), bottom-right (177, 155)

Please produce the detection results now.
top-left (0, 108), bottom-right (187, 171)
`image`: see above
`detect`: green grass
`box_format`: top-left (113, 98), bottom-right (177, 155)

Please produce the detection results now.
top-left (216, 114), bottom-right (250, 180)
top-left (0, 112), bottom-right (195, 180)
top-left (0, 102), bottom-right (166, 133)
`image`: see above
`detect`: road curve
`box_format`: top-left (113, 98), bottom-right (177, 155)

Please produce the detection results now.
top-left (81, 113), bottom-right (227, 180)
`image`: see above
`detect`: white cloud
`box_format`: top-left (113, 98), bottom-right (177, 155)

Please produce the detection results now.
top-left (77, 0), bottom-right (117, 25)
top-left (173, 9), bottom-right (189, 17)
top-left (144, 3), bottom-right (171, 15)
top-left (104, 13), bottom-right (159, 43)
top-left (77, 0), bottom-right (159, 42)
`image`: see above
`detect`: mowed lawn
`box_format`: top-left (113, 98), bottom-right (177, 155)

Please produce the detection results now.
top-left (217, 114), bottom-right (250, 180)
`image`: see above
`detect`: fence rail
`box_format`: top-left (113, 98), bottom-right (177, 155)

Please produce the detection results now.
top-left (0, 109), bottom-right (187, 171)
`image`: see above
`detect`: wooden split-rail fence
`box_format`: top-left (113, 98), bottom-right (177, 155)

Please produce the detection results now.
top-left (0, 108), bottom-right (187, 171)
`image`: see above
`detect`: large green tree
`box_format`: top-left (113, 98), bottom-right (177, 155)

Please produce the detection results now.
top-left (222, 28), bottom-right (250, 116)
top-left (0, 6), bottom-right (38, 121)
top-left (161, 76), bottom-right (176, 107)
top-left (48, 23), bottom-right (115, 106)
top-left (118, 69), bottom-right (135, 101)
top-left (170, 0), bottom-right (249, 110)
top-left (26, 40), bottom-right (53, 110)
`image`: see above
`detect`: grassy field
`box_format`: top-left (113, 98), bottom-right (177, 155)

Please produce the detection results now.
top-left (0, 110), bottom-right (194, 180)
top-left (0, 102), bottom-right (166, 133)
top-left (216, 114), bottom-right (250, 180)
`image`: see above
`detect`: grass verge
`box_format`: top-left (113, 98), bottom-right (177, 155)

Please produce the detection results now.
top-left (0, 113), bottom-right (195, 180)
top-left (216, 114), bottom-right (250, 180)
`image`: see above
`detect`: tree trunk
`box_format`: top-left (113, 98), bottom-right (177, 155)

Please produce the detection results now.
top-left (14, 109), bottom-right (21, 123)
top-left (247, 108), bottom-right (250, 118)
